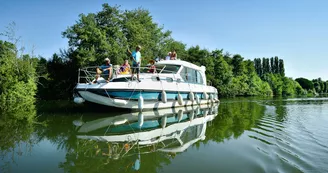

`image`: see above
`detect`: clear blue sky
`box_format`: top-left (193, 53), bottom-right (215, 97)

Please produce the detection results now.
top-left (1, 0), bottom-right (327, 80)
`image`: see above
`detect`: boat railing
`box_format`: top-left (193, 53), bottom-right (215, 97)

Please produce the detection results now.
top-left (77, 65), bottom-right (177, 83)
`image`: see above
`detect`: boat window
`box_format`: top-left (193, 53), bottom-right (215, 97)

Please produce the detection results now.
top-left (180, 67), bottom-right (204, 84)
top-left (155, 64), bottom-right (181, 74)
top-left (180, 67), bottom-right (189, 82)
top-left (196, 71), bottom-right (203, 84)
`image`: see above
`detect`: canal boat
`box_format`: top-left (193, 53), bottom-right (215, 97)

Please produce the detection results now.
top-left (73, 60), bottom-right (219, 110)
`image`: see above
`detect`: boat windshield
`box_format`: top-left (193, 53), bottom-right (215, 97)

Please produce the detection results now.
top-left (155, 64), bottom-right (181, 74)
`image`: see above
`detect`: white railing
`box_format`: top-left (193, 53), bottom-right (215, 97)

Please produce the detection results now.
top-left (77, 65), bottom-right (177, 84)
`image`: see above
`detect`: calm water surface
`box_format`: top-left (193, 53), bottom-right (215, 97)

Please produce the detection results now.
top-left (1, 97), bottom-right (328, 173)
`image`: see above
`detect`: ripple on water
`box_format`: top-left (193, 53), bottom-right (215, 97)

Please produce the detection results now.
top-left (250, 120), bottom-right (311, 171)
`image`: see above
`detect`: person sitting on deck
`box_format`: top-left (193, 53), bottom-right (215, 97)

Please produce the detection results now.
top-left (95, 58), bottom-right (112, 83)
top-left (165, 52), bottom-right (171, 60)
top-left (148, 60), bottom-right (156, 73)
top-left (118, 59), bottom-right (130, 75)
top-left (170, 50), bottom-right (177, 60)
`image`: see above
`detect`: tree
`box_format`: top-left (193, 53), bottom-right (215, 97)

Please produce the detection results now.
top-left (185, 46), bottom-right (209, 66)
top-left (262, 57), bottom-right (266, 75)
top-left (312, 79), bottom-right (321, 93)
top-left (231, 54), bottom-right (244, 76)
top-left (270, 57), bottom-right (274, 74)
top-left (0, 40), bottom-right (37, 121)
top-left (212, 53), bottom-right (234, 97)
top-left (279, 59), bottom-right (285, 76)
top-left (254, 58), bottom-right (262, 77)
top-left (223, 52), bottom-right (232, 65)
top-left (274, 56), bottom-right (279, 74)
top-left (63, 4), bottom-right (173, 67)
top-left (295, 78), bottom-right (314, 90)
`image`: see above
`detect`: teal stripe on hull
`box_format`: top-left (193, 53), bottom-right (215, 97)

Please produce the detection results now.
top-left (106, 91), bottom-right (209, 100)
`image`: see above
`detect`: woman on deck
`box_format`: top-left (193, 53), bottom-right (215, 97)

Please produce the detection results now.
top-left (148, 60), bottom-right (156, 73)
top-left (118, 60), bottom-right (131, 75)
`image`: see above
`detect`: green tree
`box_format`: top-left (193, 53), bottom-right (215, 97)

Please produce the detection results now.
top-left (212, 53), bottom-right (234, 97)
top-left (274, 56), bottom-right (279, 74)
top-left (254, 58), bottom-right (262, 77)
top-left (270, 57), bottom-right (274, 74)
top-left (312, 79), bottom-right (321, 93)
top-left (261, 58), bottom-right (271, 75)
top-left (63, 4), bottom-right (173, 67)
top-left (0, 40), bottom-right (37, 120)
top-left (185, 45), bottom-right (209, 66)
top-left (295, 78), bottom-right (314, 90)
top-left (279, 59), bottom-right (285, 76)
top-left (263, 74), bottom-right (283, 95)
top-left (231, 54), bottom-right (244, 76)
top-left (282, 77), bottom-right (296, 96)
top-left (223, 52), bottom-right (232, 65)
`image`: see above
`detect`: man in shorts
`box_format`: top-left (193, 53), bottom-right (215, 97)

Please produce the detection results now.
top-left (95, 58), bottom-right (112, 83)
top-left (128, 45), bottom-right (142, 82)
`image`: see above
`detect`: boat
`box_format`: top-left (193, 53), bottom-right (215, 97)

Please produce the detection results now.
top-left (73, 103), bottom-right (219, 159)
top-left (73, 60), bottom-right (219, 110)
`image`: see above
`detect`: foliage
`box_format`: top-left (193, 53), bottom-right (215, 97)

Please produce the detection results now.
top-left (38, 51), bottom-right (79, 100)
top-left (0, 40), bottom-right (37, 120)
top-left (310, 78), bottom-right (328, 94)
top-left (295, 78), bottom-right (314, 91)
top-left (263, 74), bottom-right (305, 96)
top-left (62, 4), bottom-right (176, 67)
top-left (254, 56), bottom-right (284, 77)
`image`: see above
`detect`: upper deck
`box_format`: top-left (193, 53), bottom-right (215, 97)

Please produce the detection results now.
top-left (156, 60), bottom-right (206, 72)
top-left (77, 60), bottom-right (208, 85)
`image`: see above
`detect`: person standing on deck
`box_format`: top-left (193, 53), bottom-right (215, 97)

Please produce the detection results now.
top-left (128, 45), bottom-right (142, 82)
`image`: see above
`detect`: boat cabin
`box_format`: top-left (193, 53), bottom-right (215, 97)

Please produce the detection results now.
top-left (110, 60), bottom-right (207, 85)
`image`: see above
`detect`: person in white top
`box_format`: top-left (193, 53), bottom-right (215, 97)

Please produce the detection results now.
top-left (165, 52), bottom-right (171, 60)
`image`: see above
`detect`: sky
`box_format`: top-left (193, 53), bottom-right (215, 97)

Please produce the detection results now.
top-left (1, 0), bottom-right (327, 80)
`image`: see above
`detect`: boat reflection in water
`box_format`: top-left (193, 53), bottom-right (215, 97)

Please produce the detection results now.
top-left (73, 103), bottom-right (219, 170)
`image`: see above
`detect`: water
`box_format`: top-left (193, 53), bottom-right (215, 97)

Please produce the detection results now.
top-left (1, 97), bottom-right (328, 173)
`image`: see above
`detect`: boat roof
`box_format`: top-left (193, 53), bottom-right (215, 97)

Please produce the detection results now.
top-left (156, 60), bottom-right (206, 72)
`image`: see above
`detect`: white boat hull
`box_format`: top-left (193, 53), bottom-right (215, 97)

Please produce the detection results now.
top-left (77, 90), bottom-right (219, 110)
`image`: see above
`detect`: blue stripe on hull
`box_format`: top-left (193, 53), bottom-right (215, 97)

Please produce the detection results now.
top-left (107, 91), bottom-right (208, 100)
top-left (84, 89), bottom-right (214, 101)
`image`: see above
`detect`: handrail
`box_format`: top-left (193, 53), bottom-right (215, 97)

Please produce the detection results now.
top-left (77, 65), bottom-right (179, 83)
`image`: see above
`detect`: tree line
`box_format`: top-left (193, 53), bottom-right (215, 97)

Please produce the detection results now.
top-left (1, 3), bottom-right (328, 112)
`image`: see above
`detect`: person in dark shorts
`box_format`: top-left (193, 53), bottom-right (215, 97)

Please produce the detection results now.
top-left (94, 58), bottom-right (112, 83)
top-left (128, 45), bottom-right (142, 82)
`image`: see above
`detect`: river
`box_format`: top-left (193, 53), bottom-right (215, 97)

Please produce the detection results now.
top-left (1, 97), bottom-right (328, 173)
